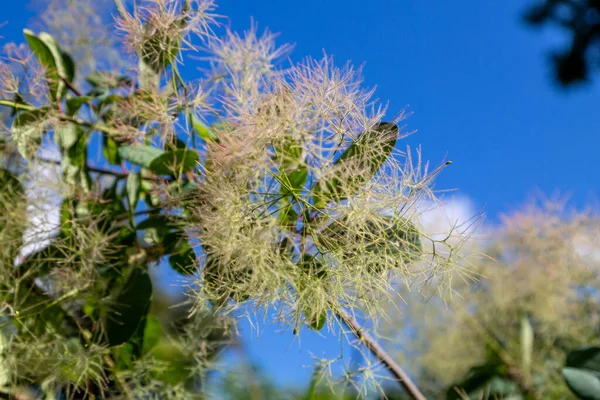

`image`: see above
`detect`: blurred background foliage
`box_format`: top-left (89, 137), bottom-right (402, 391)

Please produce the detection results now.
top-left (383, 202), bottom-right (600, 399)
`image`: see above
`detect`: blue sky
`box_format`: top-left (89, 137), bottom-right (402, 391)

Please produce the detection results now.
top-left (2, 0), bottom-right (600, 391)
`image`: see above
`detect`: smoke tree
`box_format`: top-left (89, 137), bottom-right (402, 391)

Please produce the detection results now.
top-left (0, 0), bottom-right (468, 398)
top-left (383, 201), bottom-right (600, 399)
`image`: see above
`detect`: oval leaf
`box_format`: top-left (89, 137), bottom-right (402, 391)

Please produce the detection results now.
top-left (126, 172), bottom-right (141, 212)
top-left (118, 145), bottom-right (164, 169)
top-left (149, 149), bottom-right (199, 176)
top-left (307, 311), bottom-right (327, 331)
top-left (563, 367), bottom-right (600, 400)
top-left (103, 134), bottom-right (121, 165)
top-left (23, 30), bottom-right (70, 101)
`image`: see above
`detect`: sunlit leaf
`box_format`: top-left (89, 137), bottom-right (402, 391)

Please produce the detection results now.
top-left (127, 172), bottom-right (141, 212)
top-left (142, 315), bottom-right (162, 355)
top-left (191, 114), bottom-right (218, 142)
top-left (307, 311), bottom-right (327, 331)
top-left (118, 145), bottom-right (199, 176)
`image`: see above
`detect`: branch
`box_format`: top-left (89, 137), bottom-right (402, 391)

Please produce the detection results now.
top-left (36, 156), bottom-right (127, 178)
top-left (36, 156), bottom-right (171, 182)
top-left (335, 309), bottom-right (427, 400)
top-left (62, 78), bottom-right (98, 112)
top-left (0, 99), bottom-right (122, 136)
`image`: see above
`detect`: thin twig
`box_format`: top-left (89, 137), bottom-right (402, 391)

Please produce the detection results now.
top-left (36, 156), bottom-right (171, 182)
top-left (335, 309), bottom-right (427, 400)
top-left (36, 155), bottom-right (127, 178)
top-left (62, 78), bottom-right (98, 112)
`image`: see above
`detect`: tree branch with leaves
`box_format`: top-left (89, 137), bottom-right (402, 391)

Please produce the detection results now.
top-left (0, 0), bottom-right (470, 398)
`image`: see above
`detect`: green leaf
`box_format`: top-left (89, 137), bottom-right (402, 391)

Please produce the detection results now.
top-left (66, 96), bottom-right (91, 116)
top-left (191, 114), bottom-right (218, 142)
top-left (165, 181), bottom-right (199, 203)
top-left (66, 128), bottom-right (87, 166)
top-left (23, 30), bottom-right (70, 101)
top-left (141, 315), bottom-right (162, 355)
top-left (118, 145), bottom-right (164, 169)
top-left (112, 343), bottom-right (135, 371)
top-left (151, 339), bottom-right (194, 384)
top-left (103, 134), bottom-right (121, 165)
top-left (61, 51), bottom-right (75, 83)
top-left (139, 59), bottom-right (161, 91)
top-left (169, 241), bottom-right (197, 276)
top-left (0, 168), bottom-right (23, 198)
top-left (279, 167), bottom-right (308, 197)
top-left (59, 125), bottom-right (87, 190)
top-left (279, 198), bottom-right (298, 230)
top-left (276, 136), bottom-right (307, 195)
top-left (288, 168), bottom-right (308, 192)
top-left (59, 200), bottom-right (74, 238)
top-left (312, 122), bottom-right (398, 209)
top-left (149, 149), bottom-right (199, 176)
top-left (161, 229), bottom-right (185, 254)
top-left (563, 367), bottom-right (600, 400)
top-left (568, 348), bottom-right (600, 373)
top-left (0, 169), bottom-right (25, 259)
top-left (104, 267), bottom-right (153, 347)
top-left (127, 172), bottom-right (141, 212)
top-left (307, 311), bottom-right (327, 331)
top-left (13, 107), bottom-right (48, 126)
top-left (168, 136), bottom-right (188, 150)
top-left (11, 107), bottom-right (49, 157)
top-left (300, 254), bottom-right (328, 279)
top-left (136, 215), bottom-right (180, 231)
top-left (118, 145), bottom-right (199, 176)
top-left (55, 122), bottom-right (79, 151)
